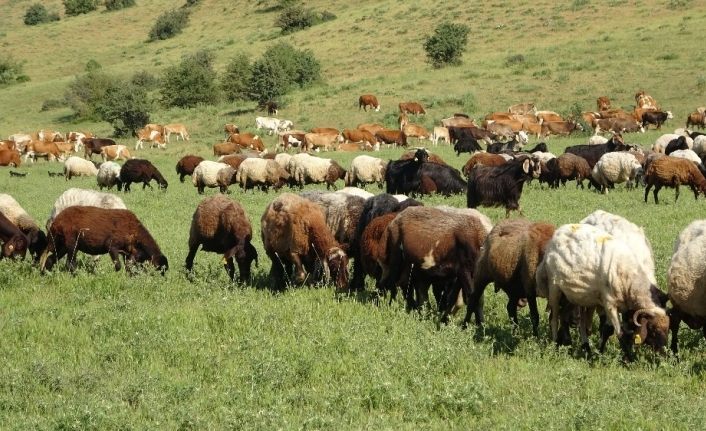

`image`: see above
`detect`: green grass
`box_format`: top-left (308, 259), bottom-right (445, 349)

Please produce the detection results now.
top-left (3, 0), bottom-right (706, 428)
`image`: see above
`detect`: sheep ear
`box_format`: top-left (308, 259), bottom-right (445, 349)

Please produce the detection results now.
top-left (7, 244), bottom-right (14, 251)
top-left (637, 318), bottom-right (649, 343)
top-left (522, 159), bottom-right (530, 173)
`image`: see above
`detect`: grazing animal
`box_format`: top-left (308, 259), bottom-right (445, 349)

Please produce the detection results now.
top-left (264, 101), bottom-right (279, 115)
top-left (227, 133), bottom-right (266, 152)
top-left (357, 123), bottom-right (385, 136)
top-left (641, 110), bottom-right (673, 130)
top-left (466, 156), bottom-right (540, 216)
top-left (342, 129), bottom-right (376, 147)
top-left (299, 191), bottom-right (366, 255)
top-left (163, 123), bottom-right (190, 143)
top-left (564, 135), bottom-right (626, 168)
top-left (461, 152), bottom-right (508, 177)
top-left (431, 126), bottom-right (450, 146)
top-left (0, 194), bottom-right (46, 260)
top-left (303, 132), bottom-right (342, 152)
top-left (175, 155), bottom-right (205, 183)
top-left (235, 158), bottom-right (290, 192)
top-left (63, 156), bottom-right (99, 180)
top-left (384, 148), bottom-right (429, 194)
top-left (345, 155), bottom-right (387, 188)
top-left (101, 145), bottom-right (132, 161)
top-left (375, 130), bottom-right (408, 148)
top-left (46, 188), bottom-right (127, 230)
top-left (591, 152), bottom-right (643, 193)
top-left (41, 206), bottom-right (168, 274)
top-left (644, 156), bottom-right (706, 204)
top-left (23, 140), bottom-right (64, 163)
top-left (664, 136), bottom-right (689, 155)
top-left (0, 149), bottom-right (22, 167)
top-left (686, 111), bottom-right (706, 130)
top-left (224, 124), bottom-right (240, 137)
top-left (453, 135), bottom-right (483, 155)
top-left (289, 153), bottom-right (346, 190)
top-left (358, 94), bottom-right (380, 112)
top-left (135, 129), bottom-right (165, 150)
top-left (261, 193), bottom-right (349, 291)
top-left (0, 212), bottom-right (28, 260)
top-left (256, 117), bottom-right (289, 135)
top-left (508, 103), bottom-right (536, 115)
top-left (398, 102), bottom-right (426, 115)
top-left (96, 161), bottom-right (123, 191)
top-left (540, 120), bottom-right (584, 138)
top-left (543, 153), bottom-right (592, 188)
top-left (192, 161), bottom-right (231, 194)
top-left (185, 195), bottom-right (258, 281)
top-left (596, 96), bottom-right (611, 111)
top-left (83, 138), bottom-right (116, 160)
top-left (119, 159), bottom-right (168, 191)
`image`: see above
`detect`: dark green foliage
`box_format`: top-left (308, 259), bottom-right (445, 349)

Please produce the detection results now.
top-left (95, 83), bottom-right (152, 137)
top-left (148, 9), bottom-right (189, 41)
top-left (64, 70), bottom-right (116, 120)
top-left (247, 58), bottom-right (289, 106)
top-left (24, 3), bottom-right (60, 25)
top-left (104, 0), bottom-right (136, 11)
top-left (184, 0), bottom-right (200, 6)
top-left (40, 98), bottom-right (67, 112)
top-left (63, 0), bottom-right (99, 16)
top-left (160, 50), bottom-right (219, 108)
top-left (221, 53), bottom-right (253, 102)
top-left (0, 56), bottom-right (30, 86)
top-left (130, 70), bottom-right (159, 89)
top-left (276, 4), bottom-right (314, 33)
top-left (424, 22), bottom-right (470, 68)
top-left (84, 59), bottom-right (102, 72)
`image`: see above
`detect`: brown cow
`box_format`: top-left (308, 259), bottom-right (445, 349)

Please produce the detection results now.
top-left (228, 133), bottom-right (265, 152)
top-left (224, 124), bottom-right (240, 137)
top-left (358, 94), bottom-right (380, 112)
top-left (441, 116), bottom-right (476, 128)
top-left (135, 129), bottom-right (165, 150)
top-left (402, 124), bottom-right (430, 140)
top-left (342, 129), bottom-right (376, 146)
top-left (304, 133), bottom-right (342, 152)
top-left (357, 123), bottom-right (385, 136)
top-left (535, 111), bottom-right (564, 124)
top-left (596, 96), bottom-right (611, 111)
top-left (398, 112), bottom-right (409, 130)
top-left (0, 149), bottom-right (21, 167)
top-left (24, 140), bottom-right (63, 162)
top-left (336, 142), bottom-right (374, 152)
top-left (101, 145), bottom-right (132, 161)
top-left (398, 102), bottom-right (426, 115)
top-left (635, 91), bottom-right (659, 110)
top-left (310, 127), bottom-right (340, 135)
top-left (83, 138), bottom-right (116, 160)
top-left (375, 130), bottom-right (407, 147)
top-left (540, 120), bottom-right (584, 137)
top-left (213, 141), bottom-right (240, 156)
top-left (163, 123), bottom-right (190, 143)
top-left (278, 130), bottom-right (307, 151)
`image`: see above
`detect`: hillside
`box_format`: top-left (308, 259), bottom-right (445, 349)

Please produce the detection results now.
top-left (1, 0), bottom-right (704, 139)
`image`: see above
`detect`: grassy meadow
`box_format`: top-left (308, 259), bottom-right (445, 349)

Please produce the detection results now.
top-left (3, 0), bottom-right (706, 428)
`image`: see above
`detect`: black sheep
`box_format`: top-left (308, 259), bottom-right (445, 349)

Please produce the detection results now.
top-left (120, 159), bottom-right (169, 192)
top-left (384, 148), bottom-right (429, 194)
top-left (467, 156), bottom-right (541, 217)
top-left (665, 136), bottom-right (688, 155)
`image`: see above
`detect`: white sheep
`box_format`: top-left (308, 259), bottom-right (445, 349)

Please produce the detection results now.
top-left (335, 187), bottom-right (374, 200)
top-left (531, 151), bottom-right (556, 163)
top-left (692, 135), bottom-right (706, 157)
top-left (435, 206), bottom-right (493, 235)
top-left (667, 220), bottom-right (706, 353)
top-left (653, 133), bottom-right (694, 153)
top-left (235, 158), bottom-right (289, 192)
top-left (588, 134), bottom-right (608, 146)
top-left (64, 156), bottom-right (98, 180)
top-left (47, 188), bottom-right (126, 229)
top-left (96, 161), bottom-right (122, 191)
top-left (535, 223), bottom-right (669, 356)
top-left (192, 161), bottom-right (231, 194)
top-left (590, 152), bottom-right (643, 192)
top-left (274, 153), bottom-right (292, 171)
top-left (345, 155), bottom-right (388, 189)
top-left (290, 153), bottom-right (346, 190)
top-left (669, 149), bottom-right (703, 166)
top-left (0, 193), bottom-right (46, 258)
top-left (580, 210), bottom-right (657, 285)
top-left (216, 166), bottom-right (237, 193)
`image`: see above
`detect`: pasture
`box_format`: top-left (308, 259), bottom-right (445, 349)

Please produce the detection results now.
top-left (3, 0), bottom-right (706, 428)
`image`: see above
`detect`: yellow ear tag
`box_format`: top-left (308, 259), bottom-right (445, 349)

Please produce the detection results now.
top-left (634, 334), bottom-right (642, 345)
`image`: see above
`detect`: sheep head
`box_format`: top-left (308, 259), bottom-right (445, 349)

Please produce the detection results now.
top-left (632, 307), bottom-right (669, 352)
top-left (325, 247), bottom-right (349, 292)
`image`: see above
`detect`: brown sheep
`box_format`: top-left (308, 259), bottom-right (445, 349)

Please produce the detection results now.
top-left (176, 155), bottom-right (204, 183)
top-left (379, 206), bottom-right (488, 314)
top-left (464, 219), bottom-right (556, 336)
top-left (41, 206), bottom-right (168, 273)
top-left (686, 111), bottom-right (706, 130)
top-left (644, 156), bottom-right (706, 204)
top-left (0, 212), bottom-right (28, 259)
top-left (462, 152), bottom-right (507, 177)
top-left (261, 193), bottom-right (348, 291)
top-left (219, 154), bottom-right (249, 171)
top-left (359, 212), bottom-right (398, 289)
top-left (216, 167), bottom-right (237, 193)
top-left (546, 153), bottom-right (592, 188)
top-left (185, 196), bottom-right (258, 281)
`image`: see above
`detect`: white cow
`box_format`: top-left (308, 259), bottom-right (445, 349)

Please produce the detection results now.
top-left (256, 117), bottom-right (293, 135)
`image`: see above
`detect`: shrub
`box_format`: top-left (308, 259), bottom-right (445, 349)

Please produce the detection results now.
top-left (131, 70), bottom-right (159, 89)
top-left (0, 56), bottom-right (30, 86)
top-left (424, 22), bottom-right (470, 68)
top-left (276, 4), bottom-right (314, 33)
top-left (105, 0), bottom-right (136, 11)
top-left (64, 70), bottom-right (116, 119)
top-left (221, 53), bottom-right (253, 102)
top-left (160, 50), bottom-right (219, 108)
top-left (184, 0), bottom-right (200, 6)
top-left (40, 99), bottom-right (67, 112)
top-left (84, 59), bottom-right (102, 72)
top-left (63, 0), bottom-right (99, 16)
top-left (247, 58), bottom-right (289, 106)
top-left (148, 9), bottom-right (189, 41)
top-left (24, 3), bottom-right (60, 25)
top-left (95, 83), bottom-right (152, 137)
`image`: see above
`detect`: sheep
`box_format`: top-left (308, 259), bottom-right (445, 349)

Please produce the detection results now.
top-left (192, 161), bottom-right (231, 194)
top-left (691, 135), bottom-right (706, 156)
top-left (289, 154), bottom-right (346, 190)
top-left (535, 223), bottom-right (669, 359)
top-left (358, 212), bottom-right (399, 292)
top-left (63, 156), bottom-right (98, 180)
top-left (299, 191), bottom-right (366, 255)
top-left (214, 166), bottom-right (237, 193)
top-left (273, 153), bottom-right (292, 171)
top-left (41, 206), bottom-right (168, 274)
top-left (185, 195), bottom-right (259, 282)
top-left (669, 149), bottom-right (703, 166)
top-left (261, 193), bottom-right (349, 291)
top-left (461, 152), bottom-right (507, 178)
top-left (544, 153), bottom-right (592, 189)
top-left (644, 156), bottom-right (706, 204)
top-left (667, 220), bottom-right (706, 354)
top-left (47, 188), bottom-right (127, 230)
top-left (96, 161), bottom-right (123, 191)
top-left (345, 155), bottom-right (387, 188)
top-left (531, 151), bottom-right (556, 163)
top-left (120, 159), bottom-right (168, 192)
top-left (235, 158), bottom-right (290, 192)
top-left (0, 212), bottom-right (28, 260)
top-left (335, 187), bottom-right (374, 200)
top-left (464, 218), bottom-right (556, 335)
top-left (591, 152), bottom-right (643, 193)
top-left (653, 133), bottom-right (693, 153)
top-left (175, 155), bottom-right (204, 183)
top-left (588, 135), bottom-right (609, 146)
top-left (0, 194), bottom-right (45, 260)
top-left (466, 156), bottom-right (541, 217)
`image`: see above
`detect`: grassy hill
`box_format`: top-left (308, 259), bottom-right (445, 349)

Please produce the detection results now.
top-left (3, 1), bottom-right (706, 429)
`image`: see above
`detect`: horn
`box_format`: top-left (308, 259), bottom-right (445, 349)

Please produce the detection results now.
top-left (633, 308), bottom-right (657, 326)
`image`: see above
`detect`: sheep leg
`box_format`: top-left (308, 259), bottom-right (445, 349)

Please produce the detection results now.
top-left (578, 306), bottom-right (595, 356)
top-left (691, 184), bottom-right (699, 200)
top-left (598, 312), bottom-right (613, 353)
top-left (108, 247), bottom-right (122, 272)
top-left (224, 256), bottom-right (236, 281)
top-left (669, 308), bottom-right (683, 355)
top-left (644, 183), bottom-right (652, 202)
top-left (462, 273), bottom-right (488, 328)
top-left (653, 184), bottom-right (662, 204)
top-left (506, 293), bottom-right (520, 328)
top-left (289, 253), bottom-right (306, 284)
top-left (548, 286), bottom-right (563, 343)
top-left (674, 183), bottom-right (680, 202)
top-left (184, 244), bottom-right (199, 272)
top-left (528, 295), bottom-right (540, 337)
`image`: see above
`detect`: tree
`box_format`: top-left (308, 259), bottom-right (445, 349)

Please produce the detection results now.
top-left (424, 22), bottom-right (470, 68)
top-left (64, 70), bottom-right (116, 119)
top-left (275, 4), bottom-right (314, 34)
top-left (247, 57), bottom-right (289, 105)
top-left (63, 0), bottom-right (99, 16)
top-left (24, 3), bottom-right (60, 25)
top-left (148, 9), bottom-right (190, 41)
top-left (160, 50), bottom-right (219, 108)
top-left (221, 53), bottom-right (253, 102)
top-left (0, 55), bottom-right (30, 86)
top-left (105, 0), bottom-right (136, 11)
top-left (96, 82), bottom-right (152, 137)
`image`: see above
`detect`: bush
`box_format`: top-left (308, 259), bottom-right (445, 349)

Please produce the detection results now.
top-left (24, 3), bottom-right (60, 25)
top-left (276, 4), bottom-right (314, 33)
top-left (63, 0), bottom-right (98, 16)
top-left (247, 58), bottom-right (290, 106)
top-left (95, 82), bottom-right (152, 137)
top-left (64, 70), bottom-right (116, 119)
top-left (184, 0), bottom-right (200, 6)
top-left (160, 50), bottom-right (219, 108)
top-left (148, 9), bottom-right (189, 41)
top-left (40, 99), bottom-right (67, 112)
top-left (221, 53), bottom-right (253, 102)
top-left (131, 70), bottom-right (159, 89)
top-left (84, 59), bottom-right (102, 72)
top-left (105, 0), bottom-right (135, 11)
top-left (423, 22), bottom-right (470, 68)
top-left (0, 56), bottom-right (30, 87)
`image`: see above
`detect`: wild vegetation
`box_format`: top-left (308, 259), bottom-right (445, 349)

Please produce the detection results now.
top-left (2, 0), bottom-right (706, 428)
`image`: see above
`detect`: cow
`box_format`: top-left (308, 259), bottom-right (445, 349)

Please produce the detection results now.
top-left (635, 90), bottom-right (659, 110)
top-left (24, 141), bottom-right (64, 163)
top-left (0, 149), bottom-right (21, 167)
top-left (342, 129), bottom-right (376, 146)
top-left (224, 124), bottom-right (240, 137)
top-left (83, 138), bottom-right (117, 160)
top-left (508, 103), bottom-right (536, 115)
top-left (431, 127), bottom-right (450, 146)
top-left (163, 123), bottom-right (189, 143)
top-left (303, 133), bottom-right (342, 152)
top-left (375, 130), bottom-right (407, 148)
top-left (38, 130), bottom-right (64, 143)
top-left (441, 116), bottom-right (477, 128)
top-left (357, 123), bottom-right (385, 136)
top-left (135, 129), bottom-right (165, 150)
top-left (398, 112), bottom-right (409, 130)
top-left (596, 96), bottom-right (611, 111)
top-left (398, 102), bottom-right (426, 115)
top-left (278, 130), bottom-right (307, 152)
top-left (402, 124), bottom-right (430, 140)
top-left (358, 94), bottom-right (380, 112)
top-left (535, 111), bottom-right (564, 124)
top-left (265, 101), bottom-right (278, 115)
top-left (540, 120), bottom-right (584, 138)
top-left (256, 117), bottom-right (289, 135)
top-left (228, 133), bottom-right (265, 152)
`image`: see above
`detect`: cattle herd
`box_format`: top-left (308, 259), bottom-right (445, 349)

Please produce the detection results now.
top-left (4, 90), bottom-right (706, 362)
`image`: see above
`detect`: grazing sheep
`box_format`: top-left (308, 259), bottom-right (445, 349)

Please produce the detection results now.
top-left (653, 133), bottom-right (693, 153)
top-left (192, 161), bottom-right (231, 194)
top-left (0, 212), bottom-right (28, 260)
top-left (289, 154), bottom-right (346, 190)
top-left (531, 151), bottom-right (556, 163)
top-left (235, 158), bottom-right (290, 192)
top-left (261, 193), bottom-right (349, 291)
top-left (535, 223), bottom-right (669, 359)
top-left (591, 152), bottom-right (643, 193)
top-left (644, 156), bottom-right (706, 204)
top-left (466, 156), bottom-right (541, 216)
top-left (691, 135), bottom-right (706, 157)
top-left (96, 161), bottom-right (123, 191)
top-left (588, 135), bottom-right (609, 146)
top-left (41, 206), bottom-right (168, 274)
top-left (63, 156), bottom-right (99, 180)
top-left (274, 153), bottom-right (292, 171)
top-left (215, 167), bottom-right (237, 194)
top-left (335, 187), bottom-right (374, 199)
top-left (299, 191), bottom-right (366, 254)
top-left (47, 188), bottom-right (127, 230)
top-left (358, 212), bottom-right (399, 292)
top-left (0, 194), bottom-right (45, 260)
top-left (185, 195), bottom-right (259, 281)
top-left (464, 218), bottom-right (556, 335)
top-left (667, 220), bottom-right (706, 353)
top-left (461, 152), bottom-right (507, 177)
top-left (669, 149), bottom-right (703, 166)
top-left (345, 155), bottom-right (388, 188)
top-left (120, 159), bottom-right (168, 192)
top-left (664, 136), bottom-right (689, 155)
top-left (176, 155), bottom-right (204, 183)
top-left (544, 153), bottom-right (592, 188)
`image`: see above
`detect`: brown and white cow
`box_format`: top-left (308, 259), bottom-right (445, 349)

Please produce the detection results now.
top-left (635, 91), bottom-right (659, 110)
top-left (358, 94), bottom-right (380, 112)
top-left (24, 140), bottom-right (64, 162)
top-left (398, 102), bottom-right (426, 115)
top-left (224, 124), bottom-right (240, 138)
top-left (135, 129), bottom-right (165, 150)
top-left (163, 123), bottom-right (189, 143)
top-left (535, 111), bottom-right (564, 124)
top-left (228, 133), bottom-right (265, 152)
top-left (596, 96), bottom-right (611, 111)
top-left (101, 145), bottom-right (132, 161)
top-left (0, 149), bottom-right (21, 167)
top-left (402, 124), bottom-right (430, 140)
top-left (431, 126), bottom-right (450, 146)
